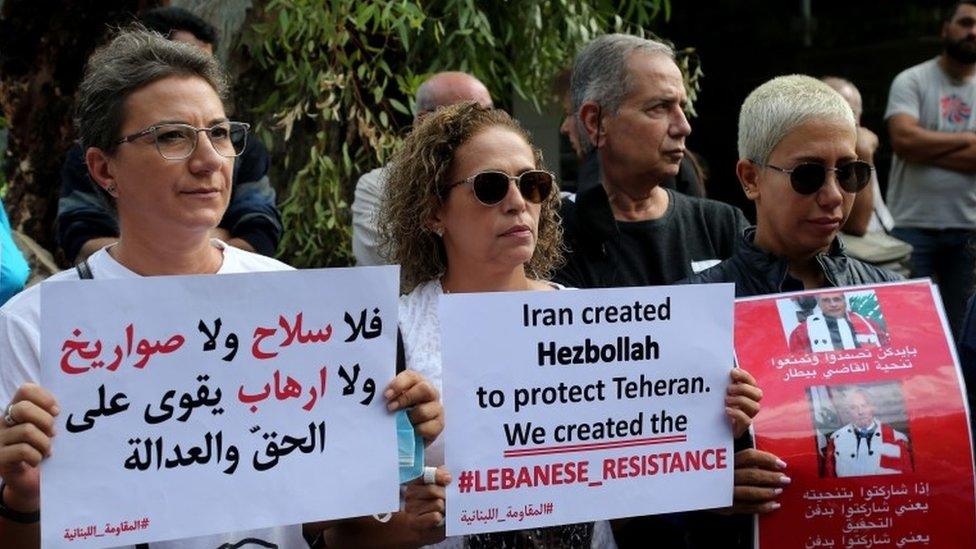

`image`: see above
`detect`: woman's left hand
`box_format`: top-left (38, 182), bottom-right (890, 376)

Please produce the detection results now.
top-left (385, 370), bottom-right (444, 446)
top-left (726, 368), bottom-right (762, 438)
top-left (403, 466), bottom-right (451, 544)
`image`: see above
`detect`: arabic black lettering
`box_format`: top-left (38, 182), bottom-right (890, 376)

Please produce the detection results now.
top-left (338, 363), bottom-right (375, 405)
top-left (124, 431), bottom-right (240, 474)
top-left (251, 421), bottom-right (326, 471)
top-left (362, 377), bottom-right (375, 406)
top-left (344, 308), bottom-right (383, 342)
top-left (66, 384), bottom-right (130, 433)
top-left (198, 318), bottom-right (239, 362)
top-left (223, 332), bottom-right (239, 362)
top-left (144, 389), bottom-right (177, 424)
top-left (198, 318), bottom-right (222, 351)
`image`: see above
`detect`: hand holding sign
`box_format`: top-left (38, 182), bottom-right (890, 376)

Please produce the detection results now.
top-left (385, 370), bottom-right (443, 446)
top-left (37, 267), bottom-right (402, 547)
top-left (726, 368), bottom-right (762, 438)
top-left (0, 383), bottom-right (59, 515)
top-left (731, 448), bottom-right (789, 514)
top-left (403, 466), bottom-right (451, 543)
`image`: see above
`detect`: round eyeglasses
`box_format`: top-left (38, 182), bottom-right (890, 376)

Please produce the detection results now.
top-left (116, 121), bottom-right (250, 160)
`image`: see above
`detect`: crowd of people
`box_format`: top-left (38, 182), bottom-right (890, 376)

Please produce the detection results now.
top-left (1, 2), bottom-right (976, 548)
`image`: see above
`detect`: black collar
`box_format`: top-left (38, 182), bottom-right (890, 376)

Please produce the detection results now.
top-left (735, 227), bottom-right (849, 291)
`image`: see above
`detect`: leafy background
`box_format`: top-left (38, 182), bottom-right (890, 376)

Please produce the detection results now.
top-left (237, 0), bottom-right (683, 267)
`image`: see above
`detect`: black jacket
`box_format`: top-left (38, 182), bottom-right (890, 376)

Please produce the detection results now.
top-left (683, 227), bottom-right (903, 295)
top-left (665, 228), bottom-right (902, 549)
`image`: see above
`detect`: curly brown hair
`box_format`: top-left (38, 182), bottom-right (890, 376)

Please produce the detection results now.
top-left (378, 102), bottom-right (564, 292)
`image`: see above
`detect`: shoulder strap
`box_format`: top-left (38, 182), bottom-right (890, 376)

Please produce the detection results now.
top-left (74, 258), bottom-right (94, 280)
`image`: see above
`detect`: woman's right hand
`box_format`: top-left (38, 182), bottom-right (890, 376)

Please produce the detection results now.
top-left (0, 383), bottom-right (59, 512)
top-left (403, 466), bottom-right (451, 545)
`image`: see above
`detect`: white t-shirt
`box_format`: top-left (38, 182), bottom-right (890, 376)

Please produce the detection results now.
top-left (0, 241), bottom-right (306, 549)
top-left (398, 279), bottom-right (615, 549)
top-left (885, 57), bottom-right (976, 229)
top-left (351, 166), bottom-right (389, 267)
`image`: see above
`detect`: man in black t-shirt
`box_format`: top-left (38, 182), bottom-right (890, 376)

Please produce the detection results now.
top-left (555, 34), bottom-right (747, 290)
top-left (554, 33), bottom-right (751, 549)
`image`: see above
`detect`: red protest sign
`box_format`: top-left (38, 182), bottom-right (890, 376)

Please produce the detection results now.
top-left (735, 280), bottom-right (975, 548)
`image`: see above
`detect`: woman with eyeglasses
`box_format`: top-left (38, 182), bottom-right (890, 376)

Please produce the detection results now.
top-left (0, 30), bottom-right (442, 549)
top-left (684, 75), bottom-right (902, 545)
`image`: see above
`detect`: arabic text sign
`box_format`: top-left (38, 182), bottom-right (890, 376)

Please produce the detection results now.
top-left (441, 284), bottom-right (735, 536)
top-left (40, 267), bottom-right (400, 547)
top-left (734, 280), bottom-right (976, 548)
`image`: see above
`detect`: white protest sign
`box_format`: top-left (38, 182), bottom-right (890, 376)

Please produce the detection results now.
top-left (440, 284), bottom-right (735, 536)
top-left (40, 267), bottom-right (400, 547)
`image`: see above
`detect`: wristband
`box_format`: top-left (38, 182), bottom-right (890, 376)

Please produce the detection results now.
top-left (0, 481), bottom-right (39, 524)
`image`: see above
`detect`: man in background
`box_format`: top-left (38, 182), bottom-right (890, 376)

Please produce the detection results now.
top-left (351, 71), bottom-right (492, 266)
top-left (556, 34), bottom-right (746, 290)
top-left (885, 0), bottom-right (976, 336)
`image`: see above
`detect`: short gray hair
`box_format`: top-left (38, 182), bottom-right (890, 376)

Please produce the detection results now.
top-left (738, 75), bottom-right (855, 163)
top-left (570, 33), bottom-right (674, 152)
top-left (75, 28), bottom-right (228, 153)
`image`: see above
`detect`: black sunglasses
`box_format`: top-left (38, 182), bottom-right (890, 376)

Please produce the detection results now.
top-left (443, 170), bottom-right (555, 206)
top-left (755, 160), bottom-right (873, 195)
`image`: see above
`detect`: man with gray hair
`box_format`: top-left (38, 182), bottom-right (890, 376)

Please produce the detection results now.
top-left (555, 33), bottom-right (751, 549)
top-left (885, 0), bottom-right (976, 337)
top-left (351, 72), bottom-right (492, 265)
top-left (555, 33), bottom-right (747, 289)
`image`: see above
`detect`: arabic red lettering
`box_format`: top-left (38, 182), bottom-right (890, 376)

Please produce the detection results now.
top-left (251, 326), bottom-right (279, 359)
top-left (279, 312), bottom-right (333, 347)
top-left (61, 329), bottom-right (96, 374)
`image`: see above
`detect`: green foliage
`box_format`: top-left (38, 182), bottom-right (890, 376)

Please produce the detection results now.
top-left (245, 0), bottom-right (685, 267)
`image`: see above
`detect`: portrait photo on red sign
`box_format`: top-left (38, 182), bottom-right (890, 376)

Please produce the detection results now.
top-left (807, 381), bottom-right (914, 479)
top-left (777, 290), bottom-right (890, 354)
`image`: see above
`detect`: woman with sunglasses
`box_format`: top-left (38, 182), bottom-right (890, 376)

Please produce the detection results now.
top-left (684, 75), bottom-right (902, 544)
top-left (687, 75), bottom-right (901, 296)
top-left (319, 102), bottom-right (759, 548)
top-left (321, 102), bottom-right (605, 547)
top-left (0, 30), bottom-right (443, 549)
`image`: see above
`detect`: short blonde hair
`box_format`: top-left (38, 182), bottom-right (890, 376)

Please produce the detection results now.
top-left (738, 75), bottom-right (855, 163)
top-left (378, 102), bottom-right (563, 292)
